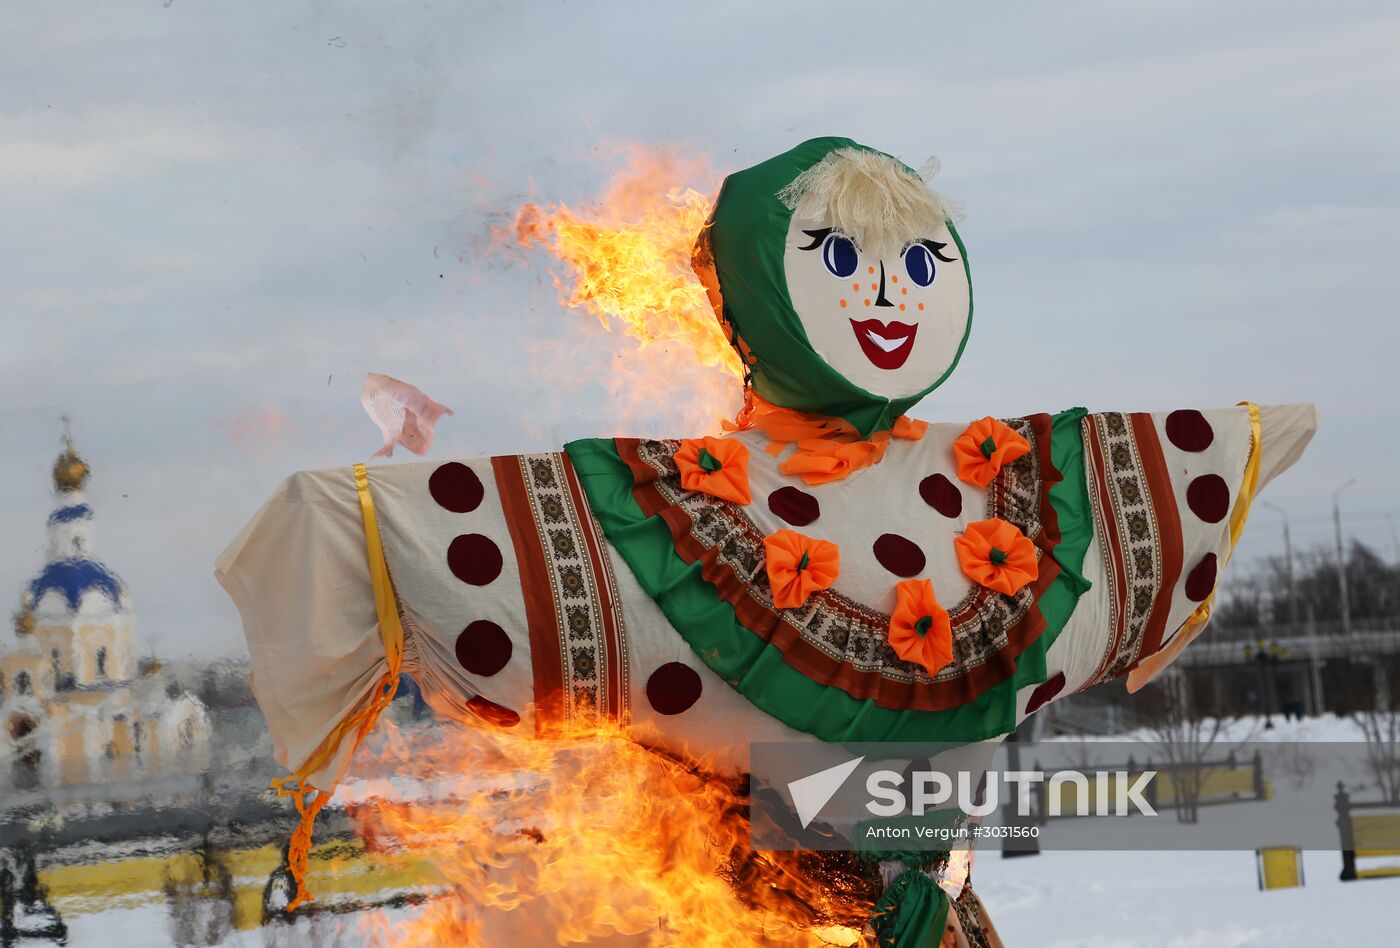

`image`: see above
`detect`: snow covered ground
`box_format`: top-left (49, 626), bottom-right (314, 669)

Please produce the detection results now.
top-left (58, 849), bottom-right (1396, 948)
top-left (984, 848), bottom-right (1385, 947)
top-left (1043, 710), bottom-right (1370, 745)
top-left (45, 716), bottom-right (1399, 945)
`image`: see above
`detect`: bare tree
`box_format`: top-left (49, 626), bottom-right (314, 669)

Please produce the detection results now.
top-left (1270, 740), bottom-right (1319, 791)
top-left (1218, 539), bottom-right (1400, 631)
top-left (1137, 669), bottom-right (1244, 823)
top-left (1353, 707), bottom-right (1400, 805)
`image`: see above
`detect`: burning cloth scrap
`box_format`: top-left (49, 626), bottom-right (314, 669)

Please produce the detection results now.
top-left (361, 372), bottom-right (452, 458)
top-left (216, 138), bottom-right (1317, 943)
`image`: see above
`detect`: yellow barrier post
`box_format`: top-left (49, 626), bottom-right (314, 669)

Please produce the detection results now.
top-left (1256, 847), bottom-right (1304, 891)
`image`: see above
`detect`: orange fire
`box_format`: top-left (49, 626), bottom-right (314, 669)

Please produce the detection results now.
top-left (335, 149), bottom-right (872, 944)
top-left (348, 718), bottom-right (872, 946)
top-left (512, 145), bottom-right (741, 382)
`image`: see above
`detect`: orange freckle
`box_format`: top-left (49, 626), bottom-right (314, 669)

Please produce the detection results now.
top-left (864, 299), bottom-right (872, 307)
top-left (901, 287), bottom-right (908, 296)
top-left (917, 302), bottom-right (925, 311)
top-left (899, 303), bottom-right (906, 311)
top-left (868, 266), bottom-right (875, 274)
top-left (852, 282), bottom-right (860, 291)
top-left (870, 283), bottom-right (878, 290)
top-left (840, 299), bottom-right (848, 308)
top-left (890, 274), bottom-right (898, 283)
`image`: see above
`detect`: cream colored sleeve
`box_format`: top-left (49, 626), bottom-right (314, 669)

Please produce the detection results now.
top-left (1122, 402), bottom-right (1319, 691)
top-left (214, 468), bottom-right (387, 791)
top-left (1256, 403), bottom-right (1319, 490)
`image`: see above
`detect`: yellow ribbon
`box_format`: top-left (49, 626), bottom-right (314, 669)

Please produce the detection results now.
top-left (1193, 401), bottom-right (1263, 625)
top-left (1127, 402), bottom-right (1261, 691)
top-left (269, 462), bottom-right (404, 909)
top-left (357, 462), bottom-right (406, 675)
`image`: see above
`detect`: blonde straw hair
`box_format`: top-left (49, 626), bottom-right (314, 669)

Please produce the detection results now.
top-left (777, 148), bottom-right (959, 260)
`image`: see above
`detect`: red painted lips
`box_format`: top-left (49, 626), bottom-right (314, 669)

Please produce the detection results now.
top-left (849, 318), bottom-right (919, 369)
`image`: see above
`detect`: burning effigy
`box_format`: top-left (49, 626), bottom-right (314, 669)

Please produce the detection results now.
top-left (216, 137), bottom-right (1317, 945)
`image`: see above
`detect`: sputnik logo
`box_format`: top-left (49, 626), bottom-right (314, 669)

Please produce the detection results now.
top-left (787, 755), bottom-right (865, 829)
top-left (785, 757), bottom-right (1159, 827)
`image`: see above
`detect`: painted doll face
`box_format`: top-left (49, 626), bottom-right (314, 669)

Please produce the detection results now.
top-left (782, 212), bottom-right (971, 401)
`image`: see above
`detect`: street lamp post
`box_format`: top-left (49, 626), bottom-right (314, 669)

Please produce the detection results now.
top-left (1260, 501), bottom-right (1299, 629)
top-left (1249, 642), bottom-right (1273, 728)
top-left (1245, 640), bottom-right (1289, 727)
top-left (1333, 479), bottom-right (1357, 635)
top-left (1261, 501), bottom-right (1327, 715)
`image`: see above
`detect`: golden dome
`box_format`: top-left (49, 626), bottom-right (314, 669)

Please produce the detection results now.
top-left (53, 442), bottom-right (89, 493)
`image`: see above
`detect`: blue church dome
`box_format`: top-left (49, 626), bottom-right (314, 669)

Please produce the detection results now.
top-left (28, 558), bottom-right (123, 612)
top-left (48, 504), bottom-right (93, 525)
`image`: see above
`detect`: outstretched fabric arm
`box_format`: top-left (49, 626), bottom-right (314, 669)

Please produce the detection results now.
top-left (215, 464), bottom-right (404, 907)
top-left (216, 467), bottom-right (392, 790)
top-left (1124, 402), bottom-right (1318, 691)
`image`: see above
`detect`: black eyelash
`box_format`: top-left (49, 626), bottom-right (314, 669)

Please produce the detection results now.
top-left (798, 228), bottom-right (832, 251)
top-left (918, 239), bottom-right (959, 263)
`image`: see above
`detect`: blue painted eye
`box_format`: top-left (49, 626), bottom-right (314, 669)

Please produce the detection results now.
top-left (904, 243), bottom-right (937, 287)
top-left (822, 234), bottom-right (859, 278)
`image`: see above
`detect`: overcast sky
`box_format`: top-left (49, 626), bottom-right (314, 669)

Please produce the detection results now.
top-left (2, 1), bottom-right (1395, 659)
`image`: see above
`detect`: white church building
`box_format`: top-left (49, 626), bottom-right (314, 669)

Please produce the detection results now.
top-left (1, 433), bottom-right (211, 792)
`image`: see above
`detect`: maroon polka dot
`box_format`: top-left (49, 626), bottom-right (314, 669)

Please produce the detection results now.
top-left (768, 486), bottom-right (821, 526)
top-left (1186, 474), bottom-right (1230, 523)
top-left (646, 662), bottom-right (702, 715)
top-left (429, 462), bottom-right (485, 513)
top-left (919, 473), bottom-right (962, 518)
top-left (466, 694), bottom-right (520, 728)
top-left (455, 620), bottom-right (512, 676)
top-left (873, 533), bottom-right (926, 578)
top-left (1025, 672), bottom-right (1066, 715)
top-left (1165, 410), bottom-right (1214, 452)
top-left (448, 534), bottom-right (503, 585)
top-left (1184, 553), bottom-right (1218, 602)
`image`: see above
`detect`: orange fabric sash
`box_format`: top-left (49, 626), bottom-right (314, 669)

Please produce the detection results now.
top-left (724, 393), bottom-right (927, 485)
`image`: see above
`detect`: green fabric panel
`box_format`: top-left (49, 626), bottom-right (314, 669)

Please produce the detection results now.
top-left (565, 412), bottom-right (1091, 745)
top-left (869, 869), bottom-right (948, 948)
top-left (708, 137), bottom-right (974, 437)
top-left (1030, 407), bottom-right (1094, 674)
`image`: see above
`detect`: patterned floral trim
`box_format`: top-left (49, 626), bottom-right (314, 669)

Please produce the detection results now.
top-left (619, 415), bottom-right (1065, 713)
top-left (950, 885), bottom-right (1001, 948)
top-left (493, 452), bottom-right (629, 730)
top-left (1080, 413), bottom-right (1184, 687)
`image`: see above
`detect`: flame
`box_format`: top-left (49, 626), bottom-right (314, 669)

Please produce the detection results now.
top-left (505, 145), bottom-right (744, 437)
top-left (512, 145), bottom-right (741, 381)
top-left (347, 719), bottom-right (873, 946)
top-left (336, 149), bottom-right (873, 943)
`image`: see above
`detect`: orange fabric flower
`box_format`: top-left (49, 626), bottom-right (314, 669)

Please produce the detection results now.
top-left (953, 417), bottom-right (1031, 488)
top-left (887, 579), bottom-right (953, 676)
top-left (764, 529), bottom-right (840, 609)
top-left (674, 436), bottom-right (751, 505)
top-left (954, 517), bottom-right (1039, 595)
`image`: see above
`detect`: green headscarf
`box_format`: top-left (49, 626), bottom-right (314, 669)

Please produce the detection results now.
top-left (697, 137), bottom-right (973, 438)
